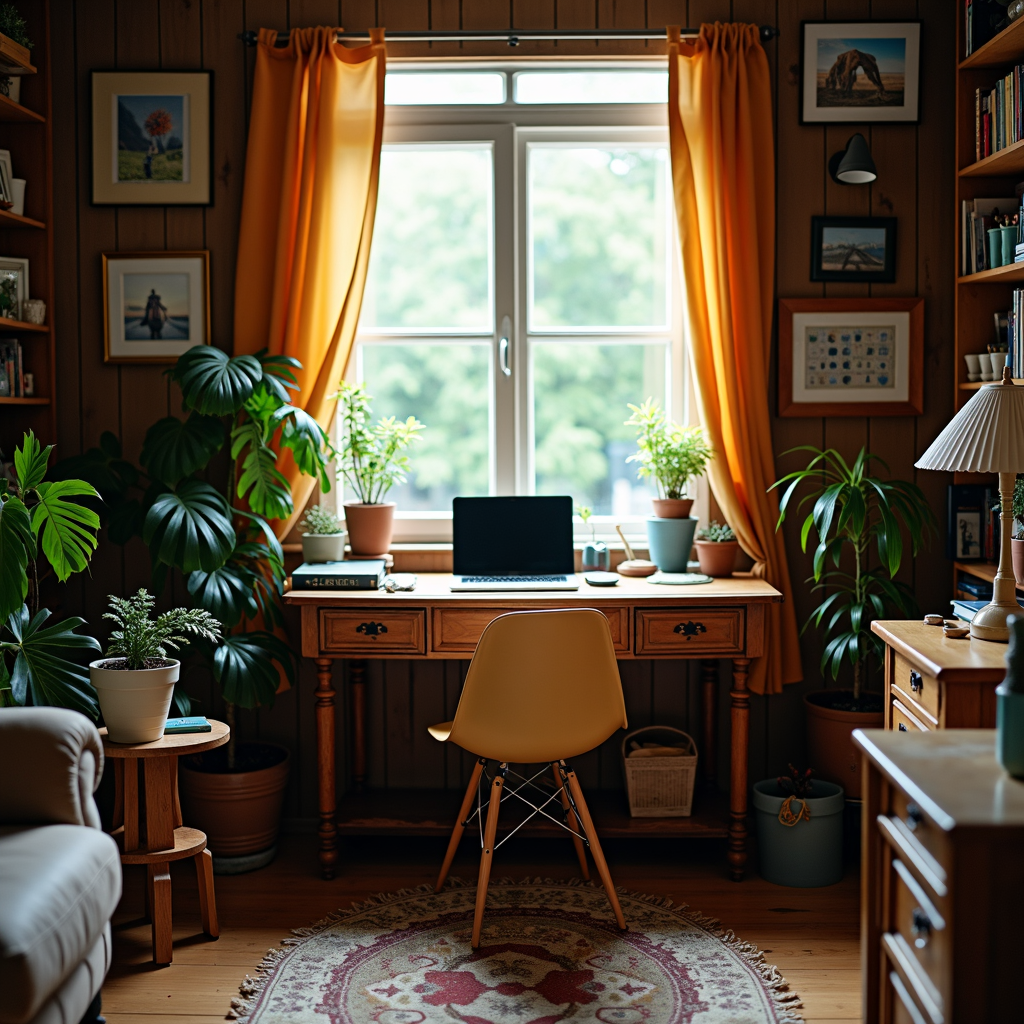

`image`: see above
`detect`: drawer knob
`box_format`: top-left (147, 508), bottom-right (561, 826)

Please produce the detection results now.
top-left (905, 803), bottom-right (923, 830)
top-left (356, 621), bottom-right (389, 638)
top-left (898, 723), bottom-right (907, 732)
top-left (911, 907), bottom-right (932, 949)
top-left (909, 670), bottom-right (923, 693)
top-left (674, 621), bottom-right (707, 640)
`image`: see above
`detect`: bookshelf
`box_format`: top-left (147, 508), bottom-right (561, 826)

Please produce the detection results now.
top-left (0, 0), bottom-right (54, 458)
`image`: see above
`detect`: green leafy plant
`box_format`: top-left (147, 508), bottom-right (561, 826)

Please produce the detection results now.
top-left (696, 520), bottom-right (735, 543)
top-left (0, 4), bottom-right (32, 49)
top-left (575, 504), bottom-right (596, 542)
top-left (771, 446), bottom-right (937, 702)
top-left (1013, 474), bottom-right (1024, 540)
top-left (333, 380), bottom-right (424, 504)
top-left (102, 590), bottom-right (221, 670)
top-left (625, 399), bottom-right (712, 500)
top-left (300, 504), bottom-right (344, 535)
top-left (0, 432), bottom-right (101, 716)
top-left (777, 764), bottom-right (814, 799)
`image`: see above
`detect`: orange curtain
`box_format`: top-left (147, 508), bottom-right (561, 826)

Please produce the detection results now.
top-left (667, 23), bottom-right (801, 696)
top-left (234, 26), bottom-right (386, 538)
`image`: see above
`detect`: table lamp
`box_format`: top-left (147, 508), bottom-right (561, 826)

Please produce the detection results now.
top-left (915, 366), bottom-right (1024, 642)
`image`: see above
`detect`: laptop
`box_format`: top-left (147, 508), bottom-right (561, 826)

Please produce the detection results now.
top-left (450, 496), bottom-right (579, 591)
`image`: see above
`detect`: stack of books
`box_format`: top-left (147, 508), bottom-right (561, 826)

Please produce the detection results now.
top-left (0, 338), bottom-right (24, 397)
top-left (974, 69), bottom-right (1024, 160)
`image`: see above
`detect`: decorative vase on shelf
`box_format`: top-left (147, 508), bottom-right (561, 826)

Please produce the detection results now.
top-left (645, 516), bottom-right (697, 573)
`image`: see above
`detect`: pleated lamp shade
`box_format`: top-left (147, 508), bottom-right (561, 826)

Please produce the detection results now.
top-left (916, 377), bottom-right (1024, 473)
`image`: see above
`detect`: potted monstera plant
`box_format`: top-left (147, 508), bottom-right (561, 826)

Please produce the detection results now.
top-left (59, 346), bottom-right (332, 870)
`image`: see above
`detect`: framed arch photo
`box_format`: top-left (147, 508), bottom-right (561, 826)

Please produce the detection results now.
top-left (778, 297), bottom-right (924, 418)
top-left (801, 21), bottom-right (921, 124)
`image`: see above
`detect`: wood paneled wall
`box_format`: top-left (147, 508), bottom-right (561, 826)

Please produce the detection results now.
top-left (50, 0), bottom-right (954, 823)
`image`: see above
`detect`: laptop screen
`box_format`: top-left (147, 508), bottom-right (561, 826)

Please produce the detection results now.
top-left (452, 496), bottom-right (575, 575)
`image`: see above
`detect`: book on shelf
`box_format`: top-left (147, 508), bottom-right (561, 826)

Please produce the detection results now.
top-left (974, 64), bottom-right (1024, 161)
top-left (957, 575), bottom-right (994, 600)
top-left (0, 339), bottom-right (23, 397)
top-left (961, 195), bottom-right (1016, 274)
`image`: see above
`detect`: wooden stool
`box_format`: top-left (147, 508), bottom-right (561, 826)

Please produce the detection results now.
top-left (101, 721), bottom-right (230, 965)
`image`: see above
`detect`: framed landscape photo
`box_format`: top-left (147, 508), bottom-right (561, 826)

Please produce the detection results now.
top-left (103, 251), bottom-right (210, 363)
top-left (0, 256), bottom-right (28, 321)
top-left (801, 21), bottom-right (921, 123)
top-left (91, 71), bottom-right (212, 205)
top-left (778, 297), bottom-right (924, 417)
top-left (811, 216), bottom-right (897, 283)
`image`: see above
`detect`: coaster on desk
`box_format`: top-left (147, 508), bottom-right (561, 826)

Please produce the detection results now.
top-left (647, 572), bottom-right (714, 585)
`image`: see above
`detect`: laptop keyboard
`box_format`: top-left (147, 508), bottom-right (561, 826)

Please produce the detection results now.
top-left (461, 575), bottom-right (569, 583)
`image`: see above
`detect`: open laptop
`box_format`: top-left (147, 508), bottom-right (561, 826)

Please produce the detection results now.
top-left (450, 496), bottom-right (579, 591)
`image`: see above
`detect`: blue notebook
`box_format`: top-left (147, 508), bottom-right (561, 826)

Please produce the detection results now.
top-left (163, 716), bottom-right (211, 735)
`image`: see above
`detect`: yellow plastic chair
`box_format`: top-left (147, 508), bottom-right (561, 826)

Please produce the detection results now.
top-left (428, 608), bottom-right (628, 946)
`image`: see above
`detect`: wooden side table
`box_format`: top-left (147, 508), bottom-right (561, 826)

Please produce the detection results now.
top-left (101, 720), bottom-right (230, 964)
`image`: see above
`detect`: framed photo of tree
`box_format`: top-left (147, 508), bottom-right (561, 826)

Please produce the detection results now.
top-left (91, 71), bottom-right (212, 205)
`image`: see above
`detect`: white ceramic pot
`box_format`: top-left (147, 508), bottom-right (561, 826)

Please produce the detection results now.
top-left (301, 531), bottom-right (348, 563)
top-left (91, 658), bottom-right (179, 744)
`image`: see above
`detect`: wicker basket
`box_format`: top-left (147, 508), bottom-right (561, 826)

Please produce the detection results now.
top-left (621, 726), bottom-right (698, 817)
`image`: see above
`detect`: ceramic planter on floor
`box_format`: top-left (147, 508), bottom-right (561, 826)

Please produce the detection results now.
top-left (804, 689), bottom-right (884, 801)
top-left (90, 658), bottom-right (178, 744)
top-left (301, 531), bottom-right (348, 563)
top-left (753, 779), bottom-right (845, 887)
top-left (651, 498), bottom-right (693, 519)
top-left (646, 516), bottom-right (697, 572)
top-left (695, 540), bottom-right (739, 578)
top-left (344, 501), bottom-right (395, 556)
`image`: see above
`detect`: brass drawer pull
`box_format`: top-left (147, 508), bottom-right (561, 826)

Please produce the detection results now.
top-left (909, 670), bottom-right (923, 693)
top-left (356, 621), bottom-right (389, 638)
top-left (674, 621), bottom-right (707, 640)
top-left (911, 907), bottom-right (932, 949)
top-left (898, 723), bottom-right (908, 732)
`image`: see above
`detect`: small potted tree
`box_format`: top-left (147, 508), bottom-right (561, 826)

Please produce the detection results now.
top-left (333, 380), bottom-right (424, 555)
top-left (625, 399), bottom-right (712, 571)
top-left (695, 520), bottom-right (739, 577)
top-left (772, 446), bottom-right (936, 799)
top-left (299, 504), bottom-right (347, 563)
top-left (90, 590), bottom-right (221, 744)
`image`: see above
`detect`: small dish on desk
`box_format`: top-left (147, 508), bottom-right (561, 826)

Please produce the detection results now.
top-left (584, 571), bottom-right (619, 587)
top-left (924, 613), bottom-right (944, 625)
top-left (943, 624), bottom-right (970, 639)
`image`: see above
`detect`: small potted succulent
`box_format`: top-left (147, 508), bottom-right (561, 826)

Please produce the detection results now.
top-left (576, 504), bottom-right (609, 571)
top-left (333, 380), bottom-right (424, 556)
top-left (625, 399), bottom-right (712, 571)
top-left (695, 520), bottom-right (739, 577)
top-left (90, 590), bottom-right (221, 744)
top-left (300, 504), bottom-right (347, 563)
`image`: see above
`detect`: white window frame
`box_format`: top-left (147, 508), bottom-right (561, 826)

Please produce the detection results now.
top-left (343, 63), bottom-right (690, 543)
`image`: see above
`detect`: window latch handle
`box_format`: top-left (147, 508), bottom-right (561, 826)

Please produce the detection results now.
top-left (499, 315), bottom-right (512, 377)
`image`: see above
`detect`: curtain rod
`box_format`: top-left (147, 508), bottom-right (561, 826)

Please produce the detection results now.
top-left (238, 26), bottom-right (780, 47)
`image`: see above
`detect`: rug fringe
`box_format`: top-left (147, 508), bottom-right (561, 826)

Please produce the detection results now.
top-left (228, 876), bottom-right (804, 1023)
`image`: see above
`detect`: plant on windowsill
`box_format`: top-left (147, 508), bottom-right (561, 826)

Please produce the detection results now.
top-left (770, 445), bottom-right (937, 800)
top-left (694, 520), bottom-right (738, 578)
top-left (576, 505), bottom-right (609, 572)
top-left (332, 380), bottom-right (424, 556)
top-left (90, 590), bottom-right (221, 744)
top-left (299, 504), bottom-right (348, 564)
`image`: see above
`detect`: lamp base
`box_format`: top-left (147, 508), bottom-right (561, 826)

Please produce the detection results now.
top-left (970, 599), bottom-right (1018, 642)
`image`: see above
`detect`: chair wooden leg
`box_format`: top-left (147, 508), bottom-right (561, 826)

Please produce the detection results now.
top-left (562, 764), bottom-right (626, 931)
top-left (472, 764), bottom-right (506, 948)
top-left (195, 849), bottom-right (219, 938)
top-left (146, 862), bottom-right (173, 964)
top-left (436, 758), bottom-right (486, 892)
top-left (552, 762), bottom-right (589, 880)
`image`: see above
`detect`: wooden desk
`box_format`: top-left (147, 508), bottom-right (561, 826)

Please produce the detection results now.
top-left (285, 574), bottom-right (783, 881)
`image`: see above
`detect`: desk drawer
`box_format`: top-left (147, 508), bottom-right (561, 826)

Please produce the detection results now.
top-left (892, 698), bottom-right (930, 734)
top-left (432, 606), bottom-right (630, 655)
top-left (321, 609), bottom-right (426, 655)
top-left (891, 857), bottom-right (948, 1009)
top-left (635, 608), bottom-right (744, 656)
top-left (893, 654), bottom-right (941, 723)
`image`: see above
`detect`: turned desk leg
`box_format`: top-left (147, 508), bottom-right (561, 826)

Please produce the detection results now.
top-left (701, 659), bottom-right (718, 786)
top-left (350, 660), bottom-right (368, 793)
top-left (728, 657), bottom-right (751, 881)
top-left (315, 657), bottom-right (338, 880)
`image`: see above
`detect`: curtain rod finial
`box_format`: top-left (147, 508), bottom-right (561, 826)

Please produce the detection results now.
top-left (238, 30), bottom-right (258, 46)
top-left (759, 25), bottom-right (780, 43)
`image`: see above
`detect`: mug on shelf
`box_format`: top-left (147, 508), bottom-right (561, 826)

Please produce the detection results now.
top-left (10, 178), bottom-right (25, 218)
top-left (989, 227), bottom-right (1005, 269)
top-left (965, 353), bottom-right (982, 382)
top-left (21, 298), bottom-right (44, 325)
top-left (990, 352), bottom-right (1008, 380)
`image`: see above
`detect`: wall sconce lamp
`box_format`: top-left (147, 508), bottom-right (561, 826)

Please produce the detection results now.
top-left (828, 133), bottom-right (877, 185)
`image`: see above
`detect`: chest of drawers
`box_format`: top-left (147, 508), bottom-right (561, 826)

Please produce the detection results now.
top-left (855, 729), bottom-right (1024, 1023)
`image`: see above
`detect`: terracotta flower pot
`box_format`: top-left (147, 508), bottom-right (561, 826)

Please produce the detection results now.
top-left (695, 540), bottom-right (739, 578)
top-left (804, 690), bottom-right (884, 801)
top-left (344, 501), bottom-right (395, 556)
top-left (1013, 538), bottom-right (1024, 586)
top-left (90, 658), bottom-right (178, 744)
top-left (651, 498), bottom-right (694, 519)
top-left (179, 743), bottom-right (290, 858)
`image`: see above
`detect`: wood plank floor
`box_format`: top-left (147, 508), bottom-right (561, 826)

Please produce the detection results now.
top-left (102, 833), bottom-right (862, 1023)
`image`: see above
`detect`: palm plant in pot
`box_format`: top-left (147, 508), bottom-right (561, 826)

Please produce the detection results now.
top-left (772, 446), bottom-right (936, 799)
top-left (300, 504), bottom-right (347, 563)
top-left (333, 380), bottom-right (424, 556)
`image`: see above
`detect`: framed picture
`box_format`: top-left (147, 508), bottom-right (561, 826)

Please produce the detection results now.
top-left (0, 150), bottom-right (14, 204)
top-left (811, 216), bottom-right (897, 283)
top-left (102, 251), bottom-right (210, 364)
top-left (801, 21), bottom-right (921, 124)
top-left (0, 256), bottom-right (28, 321)
top-left (91, 71), bottom-right (212, 205)
top-left (778, 298), bottom-right (924, 417)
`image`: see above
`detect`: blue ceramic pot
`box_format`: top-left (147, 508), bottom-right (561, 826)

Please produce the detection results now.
top-left (645, 516), bottom-right (697, 572)
top-left (582, 542), bottom-right (610, 572)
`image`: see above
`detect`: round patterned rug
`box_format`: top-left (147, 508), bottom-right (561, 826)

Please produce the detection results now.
top-left (230, 879), bottom-right (803, 1023)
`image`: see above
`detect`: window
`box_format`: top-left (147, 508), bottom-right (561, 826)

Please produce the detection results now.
top-left (349, 65), bottom-right (683, 539)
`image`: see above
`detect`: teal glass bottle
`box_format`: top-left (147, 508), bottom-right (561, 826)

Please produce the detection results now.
top-left (997, 615), bottom-right (1024, 777)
